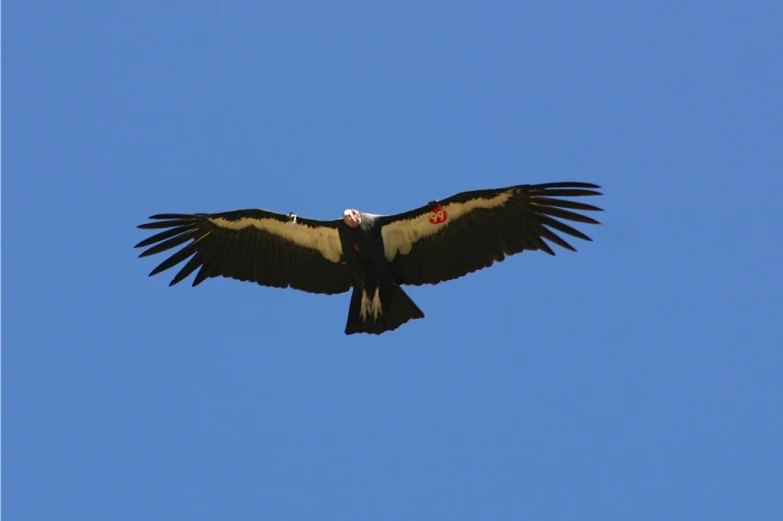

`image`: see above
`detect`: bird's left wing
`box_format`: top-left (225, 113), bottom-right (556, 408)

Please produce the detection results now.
top-left (135, 208), bottom-right (352, 295)
top-left (377, 182), bottom-right (603, 286)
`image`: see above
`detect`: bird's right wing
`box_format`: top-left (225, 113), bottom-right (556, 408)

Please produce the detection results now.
top-left (135, 209), bottom-right (352, 295)
top-left (377, 182), bottom-right (603, 286)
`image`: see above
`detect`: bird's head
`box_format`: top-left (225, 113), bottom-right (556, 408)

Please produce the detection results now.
top-left (343, 209), bottom-right (362, 229)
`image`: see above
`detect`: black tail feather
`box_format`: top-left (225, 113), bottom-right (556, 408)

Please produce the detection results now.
top-left (345, 281), bottom-right (424, 335)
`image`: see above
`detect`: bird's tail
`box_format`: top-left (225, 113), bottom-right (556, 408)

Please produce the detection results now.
top-left (344, 281), bottom-right (425, 335)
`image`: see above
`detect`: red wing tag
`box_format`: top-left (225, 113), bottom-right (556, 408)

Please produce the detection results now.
top-left (428, 204), bottom-right (448, 224)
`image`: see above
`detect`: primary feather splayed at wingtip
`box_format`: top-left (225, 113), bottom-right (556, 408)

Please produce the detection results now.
top-left (526, 182), bottom-right (603, 218)
top-left (136, 216), bottom-right (211, 283)
top-left (512, 182), bottom-right (603, 255)
top-left (530, 181), bottom-right (602, 191)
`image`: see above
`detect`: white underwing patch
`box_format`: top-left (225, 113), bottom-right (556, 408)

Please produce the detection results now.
top-left (210, 217), bottom-right (343, 262)
top-left (380, 190), bottom-right (513, 260)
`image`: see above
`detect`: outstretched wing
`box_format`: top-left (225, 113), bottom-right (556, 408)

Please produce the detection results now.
top-left (378, 182), bottom-right (603, 286)
top-left (135, 209), bottom-right (352, 295)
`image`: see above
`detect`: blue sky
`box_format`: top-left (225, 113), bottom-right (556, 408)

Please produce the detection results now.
top-left (4, 1), bottom-right (782, 519)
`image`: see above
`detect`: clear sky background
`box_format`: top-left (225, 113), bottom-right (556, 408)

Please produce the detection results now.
top-left (4, 1), bottom-right (782, 519)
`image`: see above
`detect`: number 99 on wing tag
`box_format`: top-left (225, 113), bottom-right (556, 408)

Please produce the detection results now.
top-left (428, 204), bottom-right (448, 224)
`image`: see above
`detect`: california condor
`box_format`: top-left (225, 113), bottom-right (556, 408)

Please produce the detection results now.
top-left (135, 182), bottom-right (603, 335)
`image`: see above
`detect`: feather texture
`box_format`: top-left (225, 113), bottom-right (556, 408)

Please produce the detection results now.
top-left (135, 209), bottom-right (351, 295)
top-left (378, 182), bottom-right (603, 286)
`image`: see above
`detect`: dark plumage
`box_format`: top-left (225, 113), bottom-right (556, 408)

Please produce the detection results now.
top-left (135, 182), bottom-right (603, 335)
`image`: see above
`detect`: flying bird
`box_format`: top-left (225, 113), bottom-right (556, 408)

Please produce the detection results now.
top-left (135, 182), bottom-right (603, 335)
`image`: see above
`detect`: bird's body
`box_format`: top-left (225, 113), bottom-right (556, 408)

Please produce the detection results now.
top-left (135, 182), bottom-right (603, 335)
top-left (335, 213), bottom-right (426, 334)
top-left (340, 215), bottom-right (385, 295)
